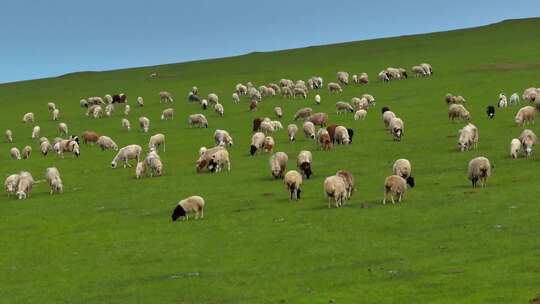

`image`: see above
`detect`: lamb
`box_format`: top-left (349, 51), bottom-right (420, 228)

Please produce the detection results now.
top-left (138, 117), bottom-right (150, 133)
top-left (137, 96), bottom-right (144, 107)
top-left (4, 174), bottom-right (20, 197)
top-left (335, 101), bottom-right (354, 114)
top-left (389, 117), bottom-right (404, 141)
top-left (336, 170), bottom-right (355, 199)
top-left (287, 124), bottom-right (298, 142)
top-left (58, 122), bottom-right (68, 136)
top-left (334, 126), bottom-right (350, 144)
top-left (10, 147), bottom-right (21, 160)
top-left (510, 93), bottom-right (520, 105)
top-left (159, 91), bottom-right (174, 103)
top-left (171, 196), bottom-right (205, 221)
top-left (328, 82), bottom-right (342, 93)
top-left (269, 152), bottom-right (288, 179)
top-left (392, 159), bottom-right (415, 187)
top-left (468, 156), bottom-right (492, 188)
top-left (40, 140), bottom-right (52, 156)
top-left (47, 102), bottom-right (56, 112)
top-left (274, 107), bottom-right (283, 119)
top-left (45, 167), bottom-right (63, 195)
top-left (518, 129), bottom-right (538, 157)
top-left (149, 133), bottom-right (166, 152)
top-left (448, 104), bottom-right (471, 121)
top-left (486, 105), bottom-right (495, 119)
top-left (383, 175), bottom-right (407, 204)
top-left (97, 136), bottom-right (118, 151)
top-left (214, 103), bottom-right (224, 117)
top-left (284, 170), bottom-right (302, 201)
top-left (22, 112), bottom-right (34, 123)
top-left (5, 129), bottom-right (13, 143)
top-left (111, 144), bottom-right (142, 168)
top-left (52, 108), bottom-right (60, 121)
top-left (315, 94), bottom-right (321, 105)
top-left (214, 129), bottom-right (233, 146)
top-left (188, 114), bottom-right (208, 128)
top-left (122, 118), bottom-right (131, 131)
top-left (208, 93), bottom-right (219, 105)
top-left (161, 108), bottom-right (174, 120)
top-left (293, 107), bottom-right (313, 121)
top-left (354, 109), bottom-right (367, 120)
top-left (510, 138), bottom-right (522, 159)
top-left (22, 146), bottom-right (32, 159)
top-left (318, 129), bottom-right (332, 150)
top-left (458, 123), bottom-right (479, 151)
top-left (263, 136), bottom-right (275, 153)
top-left (31, 126), bottom-right (40, 139)
top-left (124, 104), bottom-right (130, 116)
top-left (16, 171), bottom-right (35, 200)
top-left (250, 132), bottom-right (266, 155)
top-left (307, 112), bottom-right (328, 127)
top-left (57, 140), bottom-right (80, 158)
top-left (135, 161), bottom-right (147, 179)
top-left (303, 121), bottom-right (316, 139)
top-left (324, 175), bottom-right (348, 208)
top-left (297, 150), bottom-right (313, 179)
top-left (515, 106), bottom-right (536, 126)
top-left (81, 131), bottom-right (99, 145)
top-left (337, 71), bottom-right (349, 85)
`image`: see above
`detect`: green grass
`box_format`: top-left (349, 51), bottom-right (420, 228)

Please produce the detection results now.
top-left (1, 18), bottom-right (540, 303)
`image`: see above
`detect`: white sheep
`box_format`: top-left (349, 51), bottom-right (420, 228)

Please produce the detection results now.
top-left (208, 93), bottom-right (219, 104)
top-left (4, 174), bottom-right (20, 197)
top-left (52, 108), bottom-right (60, 121)
top-left (383, 111), bottom-right (396, 129)
top-left (274, 107), bottom-right (283, 119)
top-left (124, 104), bottom-right (130, 116)
top-left (303, 121), bottom-right (316, 139)
top-left (161, 108), bottom-right (174, 120)
top-left (337, 71), bottom-right (349, 85)
top-left (214, 129), bottom-right (233, 146)
top-left (104, 94), bottom-right (113, 104)
top-left (315, 94), bottom-right (321, 105)
top-left (324, 175), bottom-right (348, 208)
top-left (334, 126), bottom-right (350, 145)
top-left (40, 140), bottom-right (52, 156)
top-left (45, 167), bottom-right (63, 195)
top-left (284, 170), bottom-right (302, 201)
top-left (328, 82), bottom-right (342, 93)
top-left (31, 126), bottom-right (40, 139)
top-left (58, 122), bottom-right (68, 136)
top-left (22, 145), bottom-right (32, 159)
top-left (135, 161), bottom-right (147, 179)
top-left (171, 196), bottom-right (205, 221)
top-left (47, 102), bottom-right (56, 112)
top-left (392, 159), bottom-right (415, 187)
top-left (159, 91), bottom-right (174, 103)
top-left (139, 116), bottom-right (150, 133)
top-left (510, 138), bottom-right (522, 159)
top-left (121, 118), bottom-right (131, 131)
top-left (510, 93), bottom-right (520, 105)
top-left (297, 150), bottom-right (313, 179)
top-left (105, 104), bottom-right (115, 117)
top-left (519, 129), bottom-right (538, 157)
top-left (57, 140), bottom-right (80, 158)
top-left (378, 71), bottom-right (389, 82)
top-left (383, 175), bottom-right (407, 204)
top-left (412, 65), bottom-right (427, 77)
top-left (5, 129), bottom-right (13, 143)
top-left (515, 106), bottom-right (536, 127)
top-left (96, 136), bottom-right (118, 151)
top-left (145, 150), bottom-right (163, 176)
top-left (149, 133), bottom-right (166, 152)
top-left (232, 92), bottom-right (240, 104)
top-left (92, 106), bottom-right (103, 119)
top-left (214, 103), bottom-right (224, 117)
top-left (287, 124), bottom-right (298, 142)
top-left (188, 114), bottom-right (208, 128)
top-left (458, 123), bottom-right (479, 151)
top-left (354, 109), bottom-right (367, 120)
top-left (498, 93), bottom-right (508, 108)
top-left (269, 152), bottom-right (288, 179)
top-left (468, 157), bottom-right (492, 188)
top-left (335, 101), bottom-right (354, 114)
top-left (111, 144), bottom-right (142, 168)
top-left (137, 96), bottom-right (144, 107)
top-left (22, 112), bottom-right (35, 123)
top-left (250, 132), bottom-right (265, 156)
top-left (389, 117), bottom-right (404, 141)
top-left (209, 148), bottom-right (230, 172)
top-left (16, 171), bottom-right (35, 200)
top-left (260, 120), bottom-right (275, 134)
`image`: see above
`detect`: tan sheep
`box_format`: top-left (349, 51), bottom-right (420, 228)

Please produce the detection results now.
top-left (515, 106), bottom-right (536, 127)
top-left (336, 170), bottom-right (355, 199)
top-left (16, 171), bottom-right (35, 200)
top-left (138, 117), bottom-right (150, 133)
top-left (269, 152), bottom-right (288, 179)
top-left (58, 122), bottom-right (69, 136)
top-left (324, 175), bottom-right (348, 208)
top-left (510, 138), bottom-right (521, 159)
top-left (159, 91), bottom-right (174, 103)
top-left (22, 112), bottom-right (35, 123)
top-left (274, 107), bottom-right (283, 119)
top-left (149, 133), bottom-right (166, 152)
top-left (188, 114), bottom-right (208, 128)
top-left (284, 170), bottom-right (302, 201)
top-left (392, 159), bottom-right (415, 187)
top-left (389, 117), bottom-right (404, 141)
top-left (22, 145), bottom-right (32, 159)
top-left (122, 118), bottom-right (131, 131)
top-left (448, 104), bottom-right (470, 121)
top-left (293, 107), bottom-right (313, 121)
top-left (328, 82), bottom-right (342, 93)
top-left (171, 196), bottom-right (205, 221)
top-left (303, 121), bottom-right (316, 139)
top-left (335, 101), bottom-right (354, 114)
top-left (111, 144), bottom-right (142, 168)
top-left (307, 112), bottom-right (328, 127)
top-left (5, 129), bottom-right (13, 143)
top-left (45, 167), bottom-right (63, 195)
top-left (458, 123), bottom-right (479, 151)
top-left (354, 109), bottom-right (367, 120)
top-left (383, 111), bottom-right (396, 129)
top-left (31, 126), bottom-right (40, 139)
top-left (4, 174), bottom-right (20, 197)
top-left (10, 147), bottom-right (21, 160)
top-left (383, 175), bottom-right (407, 204)
top-left (518, 129), bottom-right (538, 157)
top-left (287, 124), bottom-right (298, 142)
top-left (468, 157), bottom-right (492, 188)
top-left (297, 150), bottom-right (313, 179)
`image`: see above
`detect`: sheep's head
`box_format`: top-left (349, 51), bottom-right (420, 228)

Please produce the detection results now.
top-left (250, 145), bottom-right (257, 156)
top-left (17, 191), bottom-right (26, 200)
top-left (111, 161), bottom-right (118, 169)
top-left (171, 205), bottom-right (186, 221)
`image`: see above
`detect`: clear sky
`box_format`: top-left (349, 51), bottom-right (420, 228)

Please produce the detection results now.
top-left (1, 0), bottom-right (539, 84)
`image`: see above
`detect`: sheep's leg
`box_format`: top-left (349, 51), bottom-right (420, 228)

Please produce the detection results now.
top-left (398, 193), bottom-right (402, 203)
top-left (391, 195), bottom-right (395, 205)
top-left (383, 192), bottom-right (386, 205)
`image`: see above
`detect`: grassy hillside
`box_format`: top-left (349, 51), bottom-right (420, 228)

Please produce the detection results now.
top-left (1, 18), bottom-right (540, 303)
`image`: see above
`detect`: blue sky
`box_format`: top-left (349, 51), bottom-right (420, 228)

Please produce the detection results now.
top-left (1, 0), bottom-right (539, 84)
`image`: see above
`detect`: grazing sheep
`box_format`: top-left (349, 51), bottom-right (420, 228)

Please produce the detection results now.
top-left (515, 106), bottom-right (536, 126)
top-left (293, 87), bottom-right (307, 99)
top-left (389, 118), bottom-right (404, 141)
top-left (232, 92), bottom-right (240, 104)
top-left (498, 93), bottom-right (508, 108)
top-left (57, 140), bottom-right (80, 158)
top-left (297, 150), bottom-right (313, 179)
top-left (47, 102), bottom-right (56, 112)
top-left (138, 117), bottom-right (150, 133)
top-left (308, 112), bottom-right (328, 127)
top-left (40, 140), bottom-right (52, 156)
top-left (145, 150), bottom-right (163, 176)
top-left (135, 161), bottom-right (147, 179)
top-left (249, 99), bottom-right (258, 111)
top-left (468, 157), bottom-right (492, 188)
top-left (92, 106), bottom-right (103, 119)
top-left (274, 107), bottom-right (283, 119)
top-left (252, 117), bottom-right (264, 132)
top-left (124, 104), bottom-right (130, 116)
top-left (188, 114), bottom-right (208, 128)
top-left (208, 148), bottom-right (230, 172)
top-left (10, 147), bottom-right (21, 160)
top-left (137, 96), bottom-right (144, 107)
top-left (122, 118), bottom-right (131, 131)
top-left (284, 170), bottom-right (302, 201)
top-left (337, 71), bottom-right (349, 85)
top-left (519, 129), bottom-right (538, 157)
top-left (328, 82), bottom-right (342, 93)
top-left (51, 108), bottom-right (60, 121)
top-left (263, 136), bottom-right (275, 153)
top-left (293, 107), bottom-right (313, 121)
top-left (16, 171), bottom-right (35, 200)
top-left (104, 94), bottom-right (113, 104)
top-left (303, 121), bottom-right (316, 140)
top-left (458, 123), bottom-right (479, 151)
top-left (382, 111), bottom-right (397, 129)
top-left (148, 133), bottom-right (165, 152)
top-left (250, 132), bottom-right (266, 155)
top-left (22, 112), bottom-right (34, 123)
top-left (214, 103), bottom-right (224, 117)
top-left (5, 129), bottom-right (13, 143)
top-left (81, 131), bottom-right (99, 145)
top-left (412, 65), bottom-right (426, 77)
top-left (336, 170), bottom-right (355, 199)
top-left (22, 146), bottom-right (32, 159)
top-left (448, 104), bottom-right (471, 121)
top-left (354, 109), bottom-right (367, 121)
top-left (269, 152), bottom-right (288, 179)
top-left (336, 101), bottom-right (354, 114)
top-left (191, 86), bottom-right (199, 95)
top-left (196, 146), bottom-right (225, 172)
top-left (287, 124), bottom-right (298, 142)
top-left (171, 196), bottom-right (205, 221)
top-left (522, 87), bottom-right (538, 102)
top-left (58, 123), bottom-right (68, 136)
top-left (236, 84), bottom-right (247, 95)
top-left (80, 99), bottom-right (88, 108)
top-left (510, 93), bottom-right (520, 105)
top-left (324, 175), bottom-right (348, 208)
top-left (96, 136), bottom-right (118, 151)
top-left (510, 138), bottom-right (522, 159)
top-left (334, 126), bottom-right (350, 145)
top-left (383, 175), bottom-right (407, 204)
top-left (161, 108), bottom-right (174, 120)
top-left (214, 129), bottom-right (233, 146)
top-left (486, 105), bottom-right (495, 119)
top-left (260, 120), bottom-right (275, 134)
top-left (111, 144), bottom-right (142, 168)
top-left (378, 70), bottom-right (390, 82)
top-left (4, 174), bottom-right (20, 197)
top-left (45, 167), bottom-right (63, 195)
top-left (270, 121), bottom-right (283, 131)
top-left (392, 159), bottom-right (415, 187)
top-left (208, 93), bottom-right (219, 105)
top-left (31, 126), bottom-right (40, 139)
top-left (318, 129), bottom-right (332, 150)
top-left (159, 91), bottom-right (174, 103)
top-left (105, 104), bottom-right (115, 117)
top-left (420, 63), bottom-right (433, 75)
top-left (315, 94), bottom-right (321, 105)
top-left (201, 98), bottom-right (209, 110)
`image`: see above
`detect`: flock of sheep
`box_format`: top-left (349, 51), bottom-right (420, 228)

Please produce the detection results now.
top-left (4, 63), bottom-right (540, 221)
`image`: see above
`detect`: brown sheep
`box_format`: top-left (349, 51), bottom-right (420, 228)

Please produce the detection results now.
top-left (81, 131), bottom-right (99, 145)
top-left (308, 112), bottom-right (328, 127)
